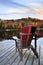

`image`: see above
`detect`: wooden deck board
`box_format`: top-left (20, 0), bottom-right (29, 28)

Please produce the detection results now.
top-left (39, 47), bottom-right (43, 65)
top-left (0, 40), bottom-right (42, 65)
top-left (0, 48), bottom-right (16, 64)
top-left (11, 49), bottom-right (28, 65)
top-left (0, 44), bottom-right (15, 56)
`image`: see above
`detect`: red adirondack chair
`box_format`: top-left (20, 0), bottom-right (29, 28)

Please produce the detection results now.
top-left (13, 26), bottom-right (38, 60)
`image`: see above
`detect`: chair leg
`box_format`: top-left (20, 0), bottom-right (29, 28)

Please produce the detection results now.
top-left (31, 45), bottom-right (38, 58)
top-left (15, 40), bottom-right (18, 52)
top-left (35, 34), bottom-right (37, 51)
top-left (18, 47), bottom-right (23, 61)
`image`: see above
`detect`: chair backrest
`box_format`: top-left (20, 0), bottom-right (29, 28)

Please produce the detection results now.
top-left (20, 26), bottom-right (36, 48)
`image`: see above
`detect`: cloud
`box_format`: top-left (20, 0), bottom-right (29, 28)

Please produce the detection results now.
top-left (8, 8), bottom-right (29, 14)
top-left (32, 8), bottom-right (43, 15)
top-left (0, 8), bottom-right (30, 15)
top-left (27, 3), bottom-right (43, 16)
top-left (36, 10), bottom-right (43, 15)
top-left (28, 3), bottom-right (43, 6)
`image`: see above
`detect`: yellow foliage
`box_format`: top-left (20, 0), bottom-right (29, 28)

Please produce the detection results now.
top-left (3, 24), bottom-right (6, 29)
top-left (18, 23), bottom-right (22, 29)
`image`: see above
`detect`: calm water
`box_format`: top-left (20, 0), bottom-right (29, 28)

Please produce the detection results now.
top-left (0, 37), bottom-right (43, 47)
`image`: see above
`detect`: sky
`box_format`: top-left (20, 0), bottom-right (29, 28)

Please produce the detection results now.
top-left (0, 0), bottom-right (43, 20)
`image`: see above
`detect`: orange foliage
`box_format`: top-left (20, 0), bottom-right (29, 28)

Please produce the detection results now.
top-left (31, 22), bottom-right (41, 27)
top-left (31, 22), bottom-right (36, 27)
top-left (36, 22), bottom-right (41, 27)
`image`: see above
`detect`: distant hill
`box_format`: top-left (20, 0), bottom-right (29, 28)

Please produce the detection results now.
top-left (0, 17), bottom-right (43, 27)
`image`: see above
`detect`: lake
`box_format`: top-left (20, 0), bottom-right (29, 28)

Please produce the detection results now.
top-left (0, 37), bottom-right (43, 47)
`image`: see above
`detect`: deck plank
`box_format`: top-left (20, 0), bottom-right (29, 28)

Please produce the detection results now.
top-left (18, 50), bottom-right (31, 65)
top-left (0, 40), bottom-right (42, 65)
top-left (40, 46), bottom-right (43, 65)
top-left (0, 46), bottom-right (15, 62)
top-left (12, 49), bottom-right (28, 65)
top-left (0, 44), bottom-right (15, 56)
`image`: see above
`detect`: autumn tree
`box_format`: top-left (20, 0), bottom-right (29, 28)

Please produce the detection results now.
top-left (40, 24), bottom-right (43, 34)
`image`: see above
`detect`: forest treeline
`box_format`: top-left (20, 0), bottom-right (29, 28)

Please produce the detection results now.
top-left (0, 17), bottom-right (43, 40)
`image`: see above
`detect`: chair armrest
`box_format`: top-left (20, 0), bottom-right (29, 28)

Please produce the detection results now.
top-left (12, 36), bottom-right (20, 40)
top-left (20, 32), bottom-right (35, 36)
top-left (20, 32), bottom-right (30, 35)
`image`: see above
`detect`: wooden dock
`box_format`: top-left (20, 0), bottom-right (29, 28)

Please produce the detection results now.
top-left (0, 40), bottom-right (43, 65)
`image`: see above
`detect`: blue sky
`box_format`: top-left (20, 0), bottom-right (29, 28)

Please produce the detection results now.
top-left (0, 0), bottom-right (43, 20)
